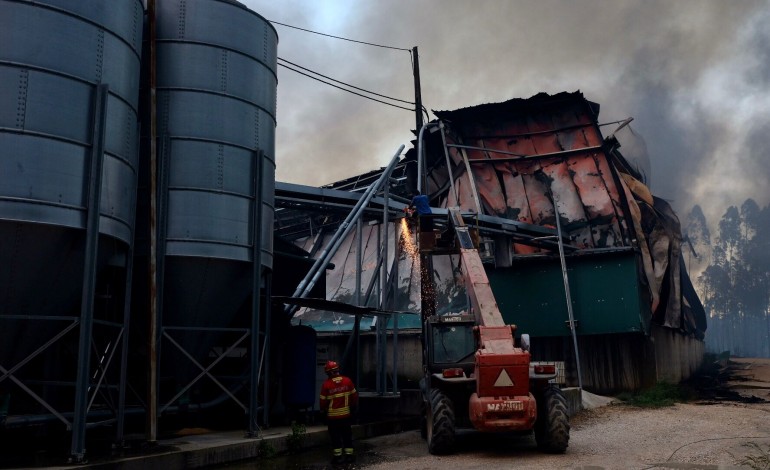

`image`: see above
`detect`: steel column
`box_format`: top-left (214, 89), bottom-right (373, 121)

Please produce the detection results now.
top-left (375, 221), bottom-right (382, 394)
top-left (149, 134), bottom-right (170, 441)
top-left (146, 0), bottom-right (159, 444)
top-left (341, 218), bottom-right (364, 371)
top-left (71, 83), bottom-right (109, 462)
top-left (354, 219), bottom-right (363, 387)
top-left (438, 123), bottom-right (459, 204)
top-left (262, 272), bottom-right (272, 428)
top-left (551, 190), bottom-right (584, 391)
top-left (115, 288), bottom-right (132, 444)
top-left (381, 181), bottom-right (389, 309)
top-left (363, 250), bottom-right (384, 307)
top-left (248, 151), bottom-right (264, 436)
top-left (116, 155), bottom-right (139, 444)
top-left (392, 221), bottom-right (401, 394)
top-left (375, 222), bottom-right (381, 306)
top-left (379, 314), bottom-right (387, 394)
top-left (355, 219), bottom-right (362, 306)
top-left (458, 147), bottom-right (483, 215)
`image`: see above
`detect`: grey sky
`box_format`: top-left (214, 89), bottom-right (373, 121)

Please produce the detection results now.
top-left (246, 0), bottom-right (770, 225)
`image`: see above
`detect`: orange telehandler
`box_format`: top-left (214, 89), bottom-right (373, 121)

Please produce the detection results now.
top-left (418, 208), bottom-right (570, 454)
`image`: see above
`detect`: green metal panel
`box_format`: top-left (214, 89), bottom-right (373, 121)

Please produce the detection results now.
top-left (487, 249), bottom-right (650, 337)
top-left (301, 312), bottom-right (421, 333)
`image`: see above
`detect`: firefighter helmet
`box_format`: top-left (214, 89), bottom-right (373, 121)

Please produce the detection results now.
top-left (324, 360), bottom-right (339, 373)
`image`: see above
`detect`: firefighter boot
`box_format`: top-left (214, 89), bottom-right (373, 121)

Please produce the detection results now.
top-left (331, 448), bottom-right (343, 465)
top-left (343, 448), bottom-right (355, 463)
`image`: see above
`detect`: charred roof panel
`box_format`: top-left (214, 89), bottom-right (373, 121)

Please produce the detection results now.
top-left (429, 91), bottom-right (630, 252)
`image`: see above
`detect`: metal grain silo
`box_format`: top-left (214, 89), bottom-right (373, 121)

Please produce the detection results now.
top-left (0, 0), bottom-right (143, 460)
top-left (157, 0), bottom-right (276, 266)
top-left (150, 0), bottom-right (277, 417)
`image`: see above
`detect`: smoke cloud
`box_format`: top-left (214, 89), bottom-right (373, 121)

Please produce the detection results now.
top-left (246, 0), bottom-right (769, 225)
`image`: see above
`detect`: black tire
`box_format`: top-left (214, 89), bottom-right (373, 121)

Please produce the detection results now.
top-left (420, 401), bottom-right (428, 440)
top-left (426, 388), bottom-right (455, 455)
top-left (534, 385), bottom-right (570, 453)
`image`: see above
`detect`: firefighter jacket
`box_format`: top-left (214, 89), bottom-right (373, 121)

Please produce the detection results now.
top-left (319, 375), bottom-right (358, 420)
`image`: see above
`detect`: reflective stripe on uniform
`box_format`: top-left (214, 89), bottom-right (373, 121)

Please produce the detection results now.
top-left (327, 390), bottom-right (354, 416)
top-left (327, 407), bottom-right (350, 417)
top-left (320, 376), bottom-right (358, 418)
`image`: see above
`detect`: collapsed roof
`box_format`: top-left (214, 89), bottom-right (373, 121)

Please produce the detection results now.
top-left (285, 91), bottom-right (706, 339)
top-left (418, 91), bottom-right (705, 338)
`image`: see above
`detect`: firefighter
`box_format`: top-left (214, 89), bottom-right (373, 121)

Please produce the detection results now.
top-left (319, 360), bottom-right (358, 464)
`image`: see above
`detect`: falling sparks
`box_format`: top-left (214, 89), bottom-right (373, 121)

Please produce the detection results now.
top-left (400, 218), bottom-right (437, 316)
top-left (400, 218), bottom-right (419, 260)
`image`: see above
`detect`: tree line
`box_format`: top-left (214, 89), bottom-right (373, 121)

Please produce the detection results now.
top-left (686, 200), bottom-right (770, 357)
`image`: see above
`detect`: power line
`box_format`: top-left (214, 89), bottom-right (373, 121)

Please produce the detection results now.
top-left (278, 57), bottom-right (415, 105)
top-left (278, 62), bottom-right (414, 111)
top-left (421, 106), bottom-right (431, 122)
top-left (269, 20), bottom-right (412, 52)
top-left (268, 21), bottom-right (425, 114)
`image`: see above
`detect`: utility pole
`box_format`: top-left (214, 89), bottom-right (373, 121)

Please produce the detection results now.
top-left (412, 46), bottom-right (428, 197)
top-left (412, 46), bottom-right (434, 342)
top-left (412, 46), bottom-right (424, 133)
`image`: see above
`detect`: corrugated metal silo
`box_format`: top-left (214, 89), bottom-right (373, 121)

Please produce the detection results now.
top-left (0, 0), bottom-right (143, 453)
top-left (157, 0), bottom-right (277, 266)
top-left (151, 0), bottom-right (277, 408)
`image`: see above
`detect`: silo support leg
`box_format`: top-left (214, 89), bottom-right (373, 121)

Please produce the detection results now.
top-left (116, 238), bottom-right (136, 445)
top-left (71, 84), bottom-right (109, 463)
top-left (248, 152), bottom-right (264, 437)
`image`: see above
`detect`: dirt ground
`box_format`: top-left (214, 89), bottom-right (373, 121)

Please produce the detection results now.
top-left (354, 358), bottom-right (770, 470)
top-left (729, 358), bottom-right (770, 399)
top-left (226, 358), bottom-right (770, 470)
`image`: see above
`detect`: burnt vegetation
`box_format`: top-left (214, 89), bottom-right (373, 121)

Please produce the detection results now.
top-left (616, 353), bottom-right (768, 407)
top-left (684, 353), bottom-right (768, 405)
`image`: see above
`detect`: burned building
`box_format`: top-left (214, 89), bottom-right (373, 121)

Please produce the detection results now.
top-left (286, 91), bottom-right (706, 394)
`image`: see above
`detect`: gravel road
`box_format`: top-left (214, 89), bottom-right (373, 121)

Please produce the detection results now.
top-left (352, 358), bottom-right (770, 470)
top-left (355, 400), bottom-right (770, 470)
top-left (227, 358), bottom-right (770, 470)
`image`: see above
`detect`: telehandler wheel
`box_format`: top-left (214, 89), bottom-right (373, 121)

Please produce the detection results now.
top-left (534, 385), bottom-right (570, 453)
top-left (426, 388), bottom-right (455, 455)
top-left (420, 401), bottom-right (427, 440)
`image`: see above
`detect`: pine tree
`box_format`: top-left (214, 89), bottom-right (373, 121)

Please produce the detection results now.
top-left (736, 200), bottom-right (763, 354)
top-left (684, 205), bottom-right (711, 282)
top-left (747, 204), bottom-right (770, 355)
top-left (700, 201), bottom-right (770, 357)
